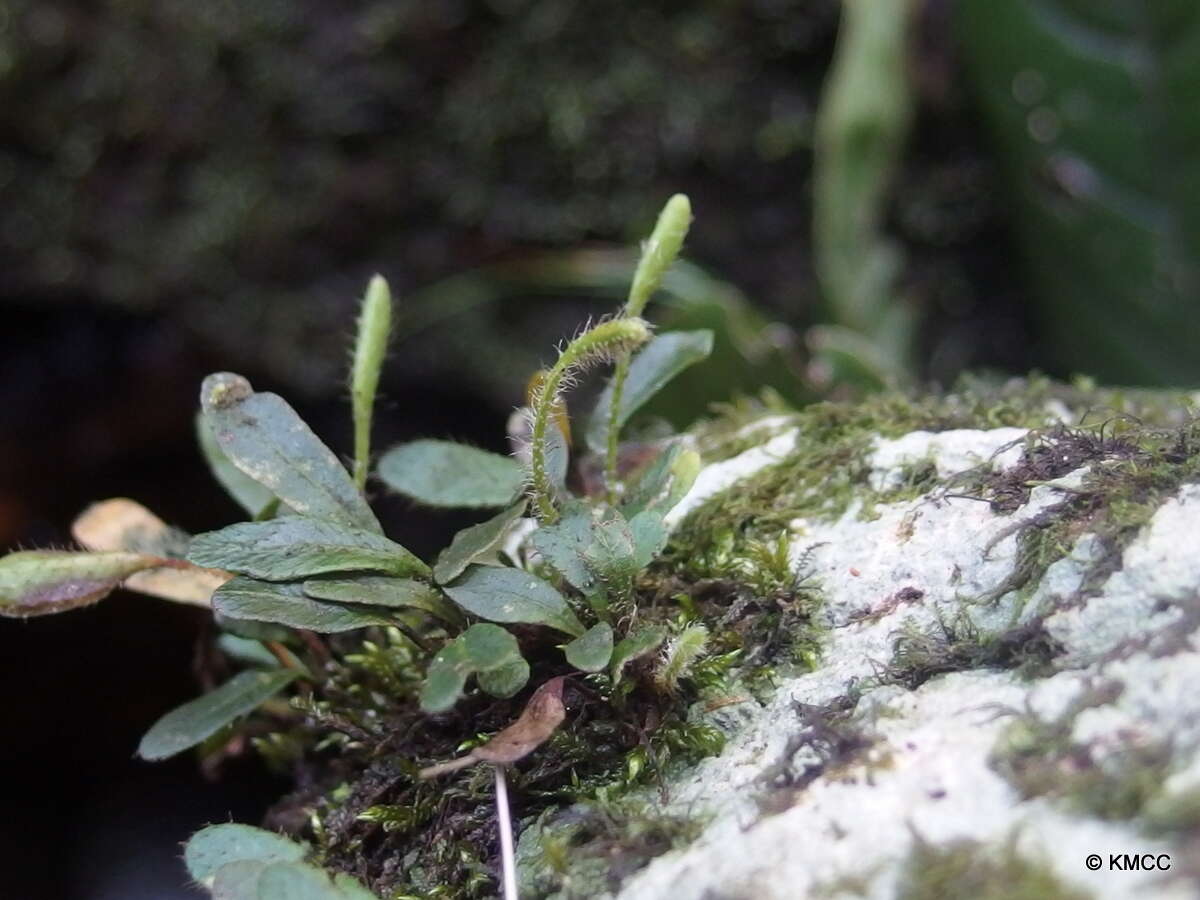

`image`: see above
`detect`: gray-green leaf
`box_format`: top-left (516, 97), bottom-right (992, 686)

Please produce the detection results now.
top-left (189, 518), bottom-right (427, 581)
top-left (628, 511), bottom-right (669, 569)
top-left (139, 669), bottom-right (300, 761)
top-left (442, 565), bottom-right (584, 637)
top-left (213, 578), bottom-right (390, 633)
top-left (581, 511), bottom-right (638, 589)
top-left (476, 658), bottom-right (531, 699)
top-left (200, 373), bottom-right (380, 533)
top-left (0, 550), bottom-right (165, 618)
top-left (255, 860), bottom-right (378, 900)
top-left (216, 634), bottom-right (282, 669)
top-left (528, 505), bottom-right (595, 594)
top-left (611, 625), bottom-right (667, 684)
top-left (196, 414), bottom-right (277, 519)
top-left (302, 576), bottom-right (461, 626)
top-left (377, 439), bottom-right (522, 508)
top-left (564, 622), bottom-right (614, 672)
top-left (433, 501), bottom-right (528, 584)
top-left (185, 824), bottom-right (305, 885)
top-left (420, 623), bottom-right (530, 711)
top-left (586, 330), bottom-right (714, 453)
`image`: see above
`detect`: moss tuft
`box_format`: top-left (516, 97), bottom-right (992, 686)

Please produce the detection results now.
top-left (897, 833), bottom-right (1092, 900)
top-left (880, 611), bottom-right (1062, 689)
top-left (987, 681), bottom-right (1187, 825)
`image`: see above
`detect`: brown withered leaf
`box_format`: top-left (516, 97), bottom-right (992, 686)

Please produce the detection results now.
top-left (72, 498), bottom-right (230, 607)
top-left (419, 676), bottom-right (568, 779)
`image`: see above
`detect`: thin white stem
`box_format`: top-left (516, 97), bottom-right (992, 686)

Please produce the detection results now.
top-left (494, 765), bottom-right (519, 900)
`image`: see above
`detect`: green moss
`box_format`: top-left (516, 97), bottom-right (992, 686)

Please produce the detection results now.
top-left (988, 681), bottom-right (1182, 825)
top-left (1143, 786), bottom-right (1200, 837)
top-left (969, 416), bottom-right (1200, 610)
top-left (897, 834), bottom-right (1092, 900)
top-left (880, 611), bottom-right (1061, 689)
top-left (518, 794), bottom-right (708, 900)
top-left (678, 378), bottom-right (1091, 554)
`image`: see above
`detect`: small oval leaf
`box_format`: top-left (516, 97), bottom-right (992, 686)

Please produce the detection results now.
top-left (376, 439), bottom-right (522, 508)
top-left (139, 669), bottom-right (300, 761)
top-left (420, 624), bottom-right (529, 711)
top-left (189, 518), bottom-right (428, 581)
top-left (442, 565), bottom-right (584, 637)
top-left (461, 622), bottom-right (524, 669)
top-left (476, 658), bottom-right (531, 699)
top-left (564, 622), bottom-right (614, 672)
top-left (420, 640), bottom-right (471, 713)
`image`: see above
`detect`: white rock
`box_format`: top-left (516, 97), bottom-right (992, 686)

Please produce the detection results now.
top-left (522, 424), bottom-right (1200, 900)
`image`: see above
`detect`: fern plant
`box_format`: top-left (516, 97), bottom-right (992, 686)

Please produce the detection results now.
top-left (0, 195), bottom-right (713, 898)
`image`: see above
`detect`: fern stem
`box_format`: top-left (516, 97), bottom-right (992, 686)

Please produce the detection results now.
top-left (529, 318), bottom-right (651, 522)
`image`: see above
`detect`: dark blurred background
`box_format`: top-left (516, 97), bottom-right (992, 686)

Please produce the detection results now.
top-left (2, 1), bottom-right (1196, 897)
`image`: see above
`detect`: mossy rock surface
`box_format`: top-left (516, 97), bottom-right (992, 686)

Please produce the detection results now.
top-left (511, 378), bottom-right (1200, 900)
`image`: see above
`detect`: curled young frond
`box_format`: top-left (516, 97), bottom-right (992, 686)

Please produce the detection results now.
top-left (527, 317), bottom-right (652, 522)
top-left (654, 623), bottom-right (710, 695)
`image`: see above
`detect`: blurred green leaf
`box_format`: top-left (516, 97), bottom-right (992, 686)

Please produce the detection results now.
top-left (586, 330), bottom-right (714, 453)
top-left (302, 576), bottom-right (461, 626)
top-left (404, 250), bottom-right (808, 425)
top-left (811, 0), bottom-right (916, 385)
top-left (434, 501), bottom-right (528, 584)
top-left (139, 669), bottom-right (300, 761)
top-left (255, 860), bottom-right (378, 900)
top-left (189, 518), bottom-right (427, 581)
top-left (377, 439), bottom-right (522, 508)
top-left (185, 824), bottom-right (305, 886)
top-left (200, 373), bottom-right (380, 532)
top-left (628, 511), bottom-right (669, 569)
top-left (0, 550), bottom-right (164, 618)
top-left (211, 859), bottom-right (269, 898)
top-left (564, 622), bottom-right (614, 672)
top-left (958, 0), bottom-right (1200, 384)
top-left (441, 565), bottom-right (584, 637)
top-left (215, 634), bottom-right (282, 669)
top-left (212, 578), bottom-right (390, 633)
